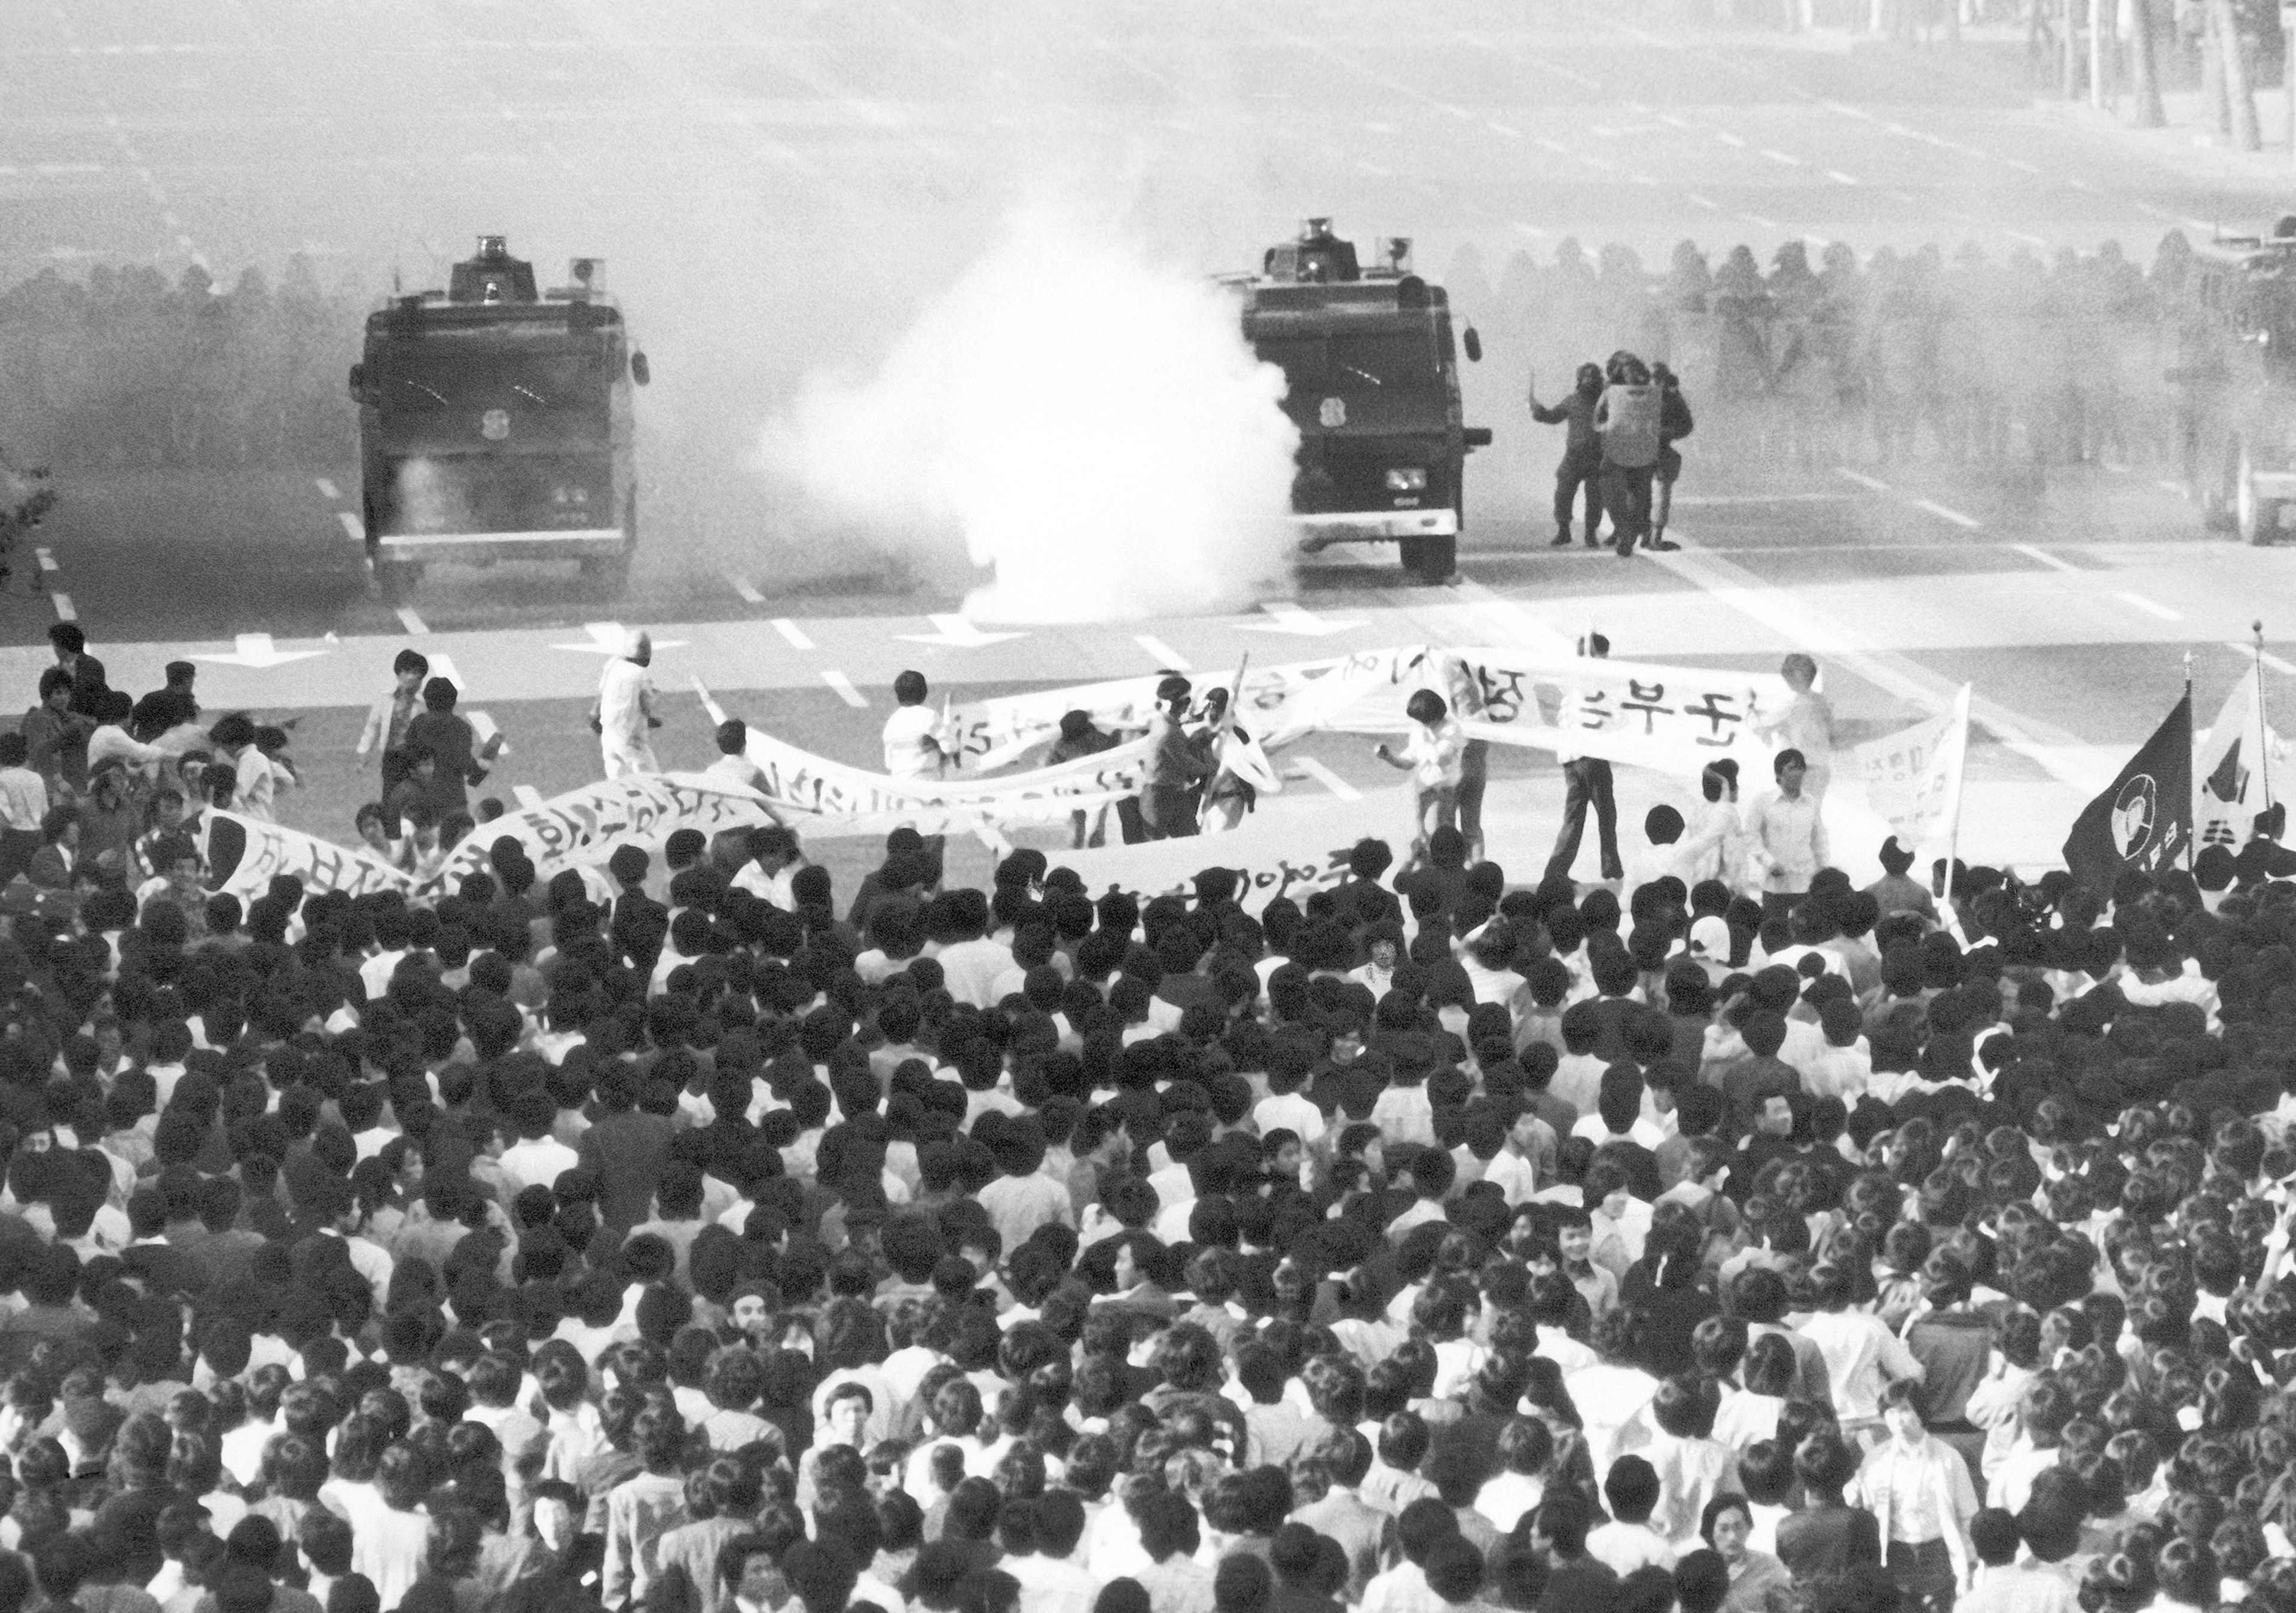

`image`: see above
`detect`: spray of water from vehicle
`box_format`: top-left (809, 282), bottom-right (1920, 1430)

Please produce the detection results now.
top-left (763, 206), bottom-right (1300, 623)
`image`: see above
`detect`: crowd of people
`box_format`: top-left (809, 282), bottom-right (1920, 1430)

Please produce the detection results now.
top-left (0, 580), bottom-right (2283, 1613)
top-left (0, 258), bottom-right (355, 474)
top-left (1460, 231), bottom-right (2243, 491)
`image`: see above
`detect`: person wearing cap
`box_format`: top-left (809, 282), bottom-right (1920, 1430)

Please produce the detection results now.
top-left (1373, 690), bottom-right (1465, 861)
top-left (1140, 675), bottom-right (1212, 840)
top-left (588, 630), bottom-right (661, 779)
top-left (356, 648), bottom-right (429, 769)
top-left (1745, 748), bottom-right (1827, 922)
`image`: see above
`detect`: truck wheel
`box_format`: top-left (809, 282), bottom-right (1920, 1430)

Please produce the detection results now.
top-left (1415, 532), bottom-right (1458, 584)
top-left (2238, 443), bottom-right (2278, 545)
top-left (1398, 536), bottom-right (1425, 574)
top-left (582, 554), bottom-right (631, 599)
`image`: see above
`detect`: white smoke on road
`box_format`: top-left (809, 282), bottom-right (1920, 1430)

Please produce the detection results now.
top-left (765, 207), bottom-right (1300, 622)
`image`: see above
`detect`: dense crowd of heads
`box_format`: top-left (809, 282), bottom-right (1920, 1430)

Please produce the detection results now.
top-left (0, 705), bottom-right (2276, 1613)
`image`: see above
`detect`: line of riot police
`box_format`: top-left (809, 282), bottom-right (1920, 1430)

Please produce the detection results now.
top-left (1446, 231), bottom-right (2220, 498)
top-left (0, 258), bottom-right (359, 474)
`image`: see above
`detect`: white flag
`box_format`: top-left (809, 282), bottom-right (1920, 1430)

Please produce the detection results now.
top-left (1855, 684), bottom-right (1971, 849)
top-left (2195, 666), bottom-right (2278, 850)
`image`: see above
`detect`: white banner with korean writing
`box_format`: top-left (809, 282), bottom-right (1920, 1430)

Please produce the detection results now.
top-left (1854, 685), bottom-right (1971, 850)
top-left (426, 773), bottom-right (781, 894)
top-left (940, 657), bottom-right (1341, 770)
top-left (699, 681), bottom-right (1155, 831)
top-left (204, 813), bottom-right (416, 902)
top-left (1053, 788), bottom-right (1405, 913)
top-left (1448, 655), bottom-right (1794, 775)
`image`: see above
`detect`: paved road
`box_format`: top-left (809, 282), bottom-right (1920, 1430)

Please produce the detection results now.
top-left (1, 0), bottom-right (2291, 878)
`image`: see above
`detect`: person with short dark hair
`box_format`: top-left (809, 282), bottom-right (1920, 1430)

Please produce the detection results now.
top-left (1140, 675), bottom-right (1211, 840)
top-left (359, 648), bottom-right (430, 767)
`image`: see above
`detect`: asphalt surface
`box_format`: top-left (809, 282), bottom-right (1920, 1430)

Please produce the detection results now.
top-left (3, 0), bottom-right (2294, 880)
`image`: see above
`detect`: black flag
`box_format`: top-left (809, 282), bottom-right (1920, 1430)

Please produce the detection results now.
top-left (2063, 693), bottom-right (2192, 894)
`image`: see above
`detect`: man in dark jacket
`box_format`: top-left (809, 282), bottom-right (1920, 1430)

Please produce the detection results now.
top-left (1531, 362), bottom-right (1608, 547)
top-left (1650, 361), bottom-right (1694, 552)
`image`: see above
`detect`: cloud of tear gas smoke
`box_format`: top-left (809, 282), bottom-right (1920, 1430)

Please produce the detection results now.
top-left (765, 209), bottom-right (1300, 623)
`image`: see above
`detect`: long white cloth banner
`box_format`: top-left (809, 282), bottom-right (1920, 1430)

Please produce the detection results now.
top-left (1855, 685), bottom-right (1971, 850)
top-left (205, 812), bottom-right (416, 901)
top-left (698, 683), bottom-right (1156, 827)
top-left (428, 773), bottom-right (780, 892)
top-left (941, 658), bottom-right (1341, 769)
top-left (1054, 788), bottom-right (1407, 912)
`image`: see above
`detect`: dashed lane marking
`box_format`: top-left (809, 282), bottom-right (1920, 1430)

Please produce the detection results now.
top-left (1738, 213), bottom-right (1781, 230)
top-left (2114, 591), bottom-right (2182, 621)
top-left (820, 669), bottom-right (869, 707)
top-left (34, 548), bottom-right (56, 574)
top-left (771, 618), bottom-right (815, 651)
top-left (2012, 544), bottom-right (2080, 574)
top-left (1291, 757), bottom-right (1363, 801)
top-left (315, 478), bottom-right (339, 499)
top-left (1134, 634), bottom-right (1190, 669)
top-left (49, 593), bottom-right (74, 622)
top-left (1835, 467), bottom-right (1891, 492)
top-left (393, 606), bottom-right (429, 635)
top-left (725, 574), bottom-right (766, 605)
top-left (1910, 498), bottom-right (1982, 530)
top-left (337, 512), bottom-right (364, 542)
top-left (1760, 148), bottom-right (1801, 166)
top-left (1687, 194), bottom-right (1720, 211)
top-left (1825, 170), bottom-right (1859, 185)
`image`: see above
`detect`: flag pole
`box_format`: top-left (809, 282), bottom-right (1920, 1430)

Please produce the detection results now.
top-left (1943, 687), bottom-right (1968, 912)
top-left (2187, 650), bottom-right (2197, 873)
top-left (2259, 620), bottom-right (2275, 814)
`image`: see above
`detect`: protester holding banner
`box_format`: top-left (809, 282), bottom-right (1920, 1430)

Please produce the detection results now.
top-left (1, 599), bottom-right (2296, 1613)
top-left (1140, 674), bottom-right (1214, 839)
top-left (1372, 688), bottom-right (1465, 861)
top-left (1751, 652), bottom-right (1837, 805)
top-left (1545, 634), bottom-right (1625, 886)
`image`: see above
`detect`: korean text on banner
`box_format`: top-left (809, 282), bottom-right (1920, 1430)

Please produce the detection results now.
top-left (428, 773), bottom-right (779, 893)
top-left (1855, 685), bottom-right (1971, 849)
top-left (204, 813), bottom-right (416, 902)
top-left (1055, 789), bottom-right (1407, 913)
top-left (698, 681), bottom-right (1155, 827)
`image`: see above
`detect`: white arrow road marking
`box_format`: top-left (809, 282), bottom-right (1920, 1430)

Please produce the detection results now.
top-left (190, 633), bottom-right (329, 669)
